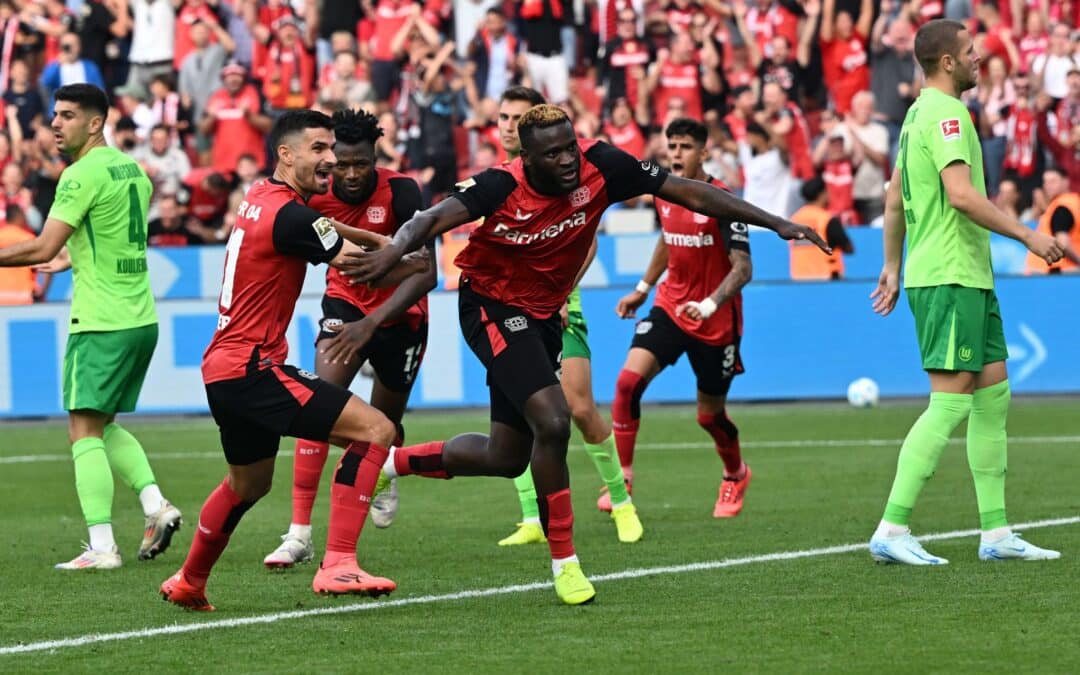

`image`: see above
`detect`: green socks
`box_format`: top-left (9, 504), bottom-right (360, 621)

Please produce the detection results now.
top-left (967, 380), bottom-right (1010, 530)
top-left (585, 434), bottom-right (630, 506)
top-left (72, 437), bottom-right (113, 527)
top-left (102, 422), bottom-right (157, 493)
top-left (883, 391), bottom-right (973, 526)
top-left (513, 467), bottom-right (540, 521)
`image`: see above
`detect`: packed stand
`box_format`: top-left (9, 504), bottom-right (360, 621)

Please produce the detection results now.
top-left (0, 0), bottom-right (1077, 303)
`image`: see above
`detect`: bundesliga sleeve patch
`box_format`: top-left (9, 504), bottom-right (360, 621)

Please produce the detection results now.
top-left (311, 217), bottom-right (340, 250)
top-left (940, 119), bottom-right (961, 141)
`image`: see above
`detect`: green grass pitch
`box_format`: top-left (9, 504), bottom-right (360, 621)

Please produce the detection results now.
top-left (1, 400), bottom-right (1078, 672)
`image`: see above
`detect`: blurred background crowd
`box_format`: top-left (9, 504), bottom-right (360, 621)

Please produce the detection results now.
top-left (0, 0), bottom-right (1077, 301)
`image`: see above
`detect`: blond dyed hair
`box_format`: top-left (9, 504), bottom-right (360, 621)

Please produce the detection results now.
top-left (517, 104), bottom-right (571, 151)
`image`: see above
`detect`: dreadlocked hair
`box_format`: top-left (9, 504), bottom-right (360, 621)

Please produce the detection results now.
top-left (331, 108), bottom-right (384, 145)
top-left (517, 104), bottom-right (571, 152)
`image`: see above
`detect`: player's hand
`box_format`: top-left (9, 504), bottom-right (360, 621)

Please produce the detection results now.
top-left (32, 249), bottom-right (71, 274)
top-left (560, 301), bottom-right (570, 329)
top-left (774, 220), bottom-right (832, 254)
top-left (870, 266), bottom-right (900, 316)
top-left (615, 290), bottom-right (648, 319)
top-left (676, 298), bottom-right (716, 321)
top-left (341, 242), bottom-right (405, 284)
top-left (1023, 230), bottom-right (1065, 265)
top-left (319, 317), bottom-right (378, 365)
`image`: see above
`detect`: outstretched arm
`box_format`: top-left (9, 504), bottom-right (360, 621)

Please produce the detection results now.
top-left (0, 219), bottom-right (73, 267)
top-left (346, 197), bottom-right (475, 284)
top-left (655, 174), bottom-right (831, 251)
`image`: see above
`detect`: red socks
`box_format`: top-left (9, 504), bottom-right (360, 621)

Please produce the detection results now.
top-left (181, 479), bottom-right (253, 588)
top-left (540, 488), bottom-right (576, 560)
top-left (393, 441), bottom-right (450, 479)
top-left (698, 411), bottom-right (743, 476)
top-left (292, 439), bottom-right (330, 526)
top-left (323, 442), bottom-right (390, 567)
top-left (612, 369), bottom-right (646, 471)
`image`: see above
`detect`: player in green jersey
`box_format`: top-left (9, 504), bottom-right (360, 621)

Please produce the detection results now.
top-left (491, 87), bottom-right (644, 546)
top-left (0, 84), bottom-right (181, 570)
top-left (868, 21), bottom-right (1064, 565)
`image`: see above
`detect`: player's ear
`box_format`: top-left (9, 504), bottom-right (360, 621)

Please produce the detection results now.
top-left (88, 113), bottom-right (105, 136)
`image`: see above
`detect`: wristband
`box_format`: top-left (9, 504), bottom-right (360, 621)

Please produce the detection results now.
top-left (692, 297), bottom-right (718, 319)
top-left (635, 280), bottom-right (653, 294)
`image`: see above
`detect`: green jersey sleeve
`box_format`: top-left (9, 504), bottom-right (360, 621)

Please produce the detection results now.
top-left (48, 164), bottom-right (102, 229)
top-left (925, 100), bottom-right (976, 173)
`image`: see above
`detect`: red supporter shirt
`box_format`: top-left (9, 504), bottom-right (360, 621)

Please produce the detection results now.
top-left (821, 34), bottom-right (870, 115)
top-left (653, 177), bottom-right (749, 345)
top-left (369, 0), bottom-right (414, 61)
top-left (174, 4), bottom-right (221, 70)
top-left (310, 171), bottom-right (428, 328)
top-left (653, 60), bottom-right (704, 124)
top-left (203, 179), bottom-right (344, 384)
top-left (822, 158), bottom-right (855, 214)
top-left (745, 3), bottom-right (799, 60)
top-left (776, 102), bottom-right (815, 179)
top-left (181, 167), bottom-right (229, 223)
top-left (257, 41), bottom-right (316, 109)
top-left (603, 121), bottom-right (646, 159)
top-left (205, 84), bottom-right (267, 174)
top-left (607, 39), bottom-right (650, 106)
top-left (1018, 33), bottom-right (1048, 71)
top-left (451, 139), bottom-right (668, 318)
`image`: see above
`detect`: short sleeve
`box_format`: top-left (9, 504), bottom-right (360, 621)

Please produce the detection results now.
top-left (272, 200), bottom-right (344, 264)
top-left (388, 176), bottom-right (422, 228)
top-left (926, 103), bottom-right (976, 173)
top-left (825, 217), bottom-right (851, 250)
top-left (585, 141), bottom-right (669, 203)
top-left (48, 166), bottom-right (100, 230)
top-left (1050, 206), bottom-right (1075, 235)
top-left (448, 169), bottom-right (518, 220)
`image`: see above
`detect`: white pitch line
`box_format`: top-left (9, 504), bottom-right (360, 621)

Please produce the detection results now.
top-left (1, 515), bottom-right (1076, 657)
top-left (2, 435), bottom-right (1078, 465)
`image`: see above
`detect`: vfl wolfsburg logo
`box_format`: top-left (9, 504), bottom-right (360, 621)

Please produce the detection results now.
top-left (958, 346), bottom-right (974, 362)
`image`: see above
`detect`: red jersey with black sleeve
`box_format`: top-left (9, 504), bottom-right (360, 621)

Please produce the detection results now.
top-left (450, 139), bottom-right (668, 319)
top-left (653, 177), bottom-right (749, 345)
top-left (311, 170), bottom-right (427, 328)
top-left (202, 179), bottom-right (344, 384)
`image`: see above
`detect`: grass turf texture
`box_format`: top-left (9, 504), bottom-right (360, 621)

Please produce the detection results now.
top-left (1, 400), bottom-right (1078, 672)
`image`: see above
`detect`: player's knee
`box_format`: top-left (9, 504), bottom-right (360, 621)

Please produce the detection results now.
top-left (697, 410), bottom-right (737, 438)
top-left (614, 369), bottom-right (646, 417)
top-left (494, 452), bottom-right (531, 478)
top-left (370, 416), bottom-right (397, 449)
top-left (531, 412), bottom-right (572, 451)
top-left (232, 475), bottom-right (272, 502)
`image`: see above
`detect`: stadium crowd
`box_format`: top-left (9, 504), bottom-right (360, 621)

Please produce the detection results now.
top-left (0, 0), bottom-right (1077, 304)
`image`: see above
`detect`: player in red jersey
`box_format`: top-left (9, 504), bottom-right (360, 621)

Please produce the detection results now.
top-left (343, 105), bottom-right (828, 605)
top-left (262, 110), bottom-right (434, 569)
top-left (160, 110), bottom-right (429, 611)
top-left (610, 118), bottom-right (755, 519)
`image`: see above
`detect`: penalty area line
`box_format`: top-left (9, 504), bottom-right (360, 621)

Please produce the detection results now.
top-left (2, 515), bottom-right (1077, 657)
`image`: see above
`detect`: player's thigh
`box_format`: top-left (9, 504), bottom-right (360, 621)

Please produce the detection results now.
top-left (907, 285), bottom-right (988, 376)
top-left (974, 360), bottom-right (1008, 390)
top-left (487, 418), bottom-right (535, 474)
top-left (62, 324), bottom-right (157, 415)
top-left (626, 306), bottom-right (686, 380)
top-left (367, 320), bottom-right (428, 411)
top-left (978, 291), bottom-right (1009, 388)
top-left (206, 379), bottom-right (287, 466)
top-left (687, 337), bottom-right (743, 401)
top-left (314, 296), bottom-right (368, 387)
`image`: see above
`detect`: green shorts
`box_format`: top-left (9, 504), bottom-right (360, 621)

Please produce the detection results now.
top-left (562, 311), bottom-right (591, 360)
top-left (906, 285), bottom-right (1007, 372)
top-left (62, 324), bottom-right (158, 414)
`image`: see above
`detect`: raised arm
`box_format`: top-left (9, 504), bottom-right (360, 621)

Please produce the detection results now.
top-left (855, 0), bottom-right (873, 38)
top-left (655, 174), bottom-right (831, 251)
top-left (798, 0), bottom-right (821, 67)
top-left (820, 0), bottom-right (835, 42)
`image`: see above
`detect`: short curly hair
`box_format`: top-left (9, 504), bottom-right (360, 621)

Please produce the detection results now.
top-left (331, 108), bottom-right (384, 146)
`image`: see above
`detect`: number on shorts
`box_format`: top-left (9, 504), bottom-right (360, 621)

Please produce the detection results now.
top-left (722, 345), bottom-right (736, 370)
top-left (402, 343), bottom-right (422, 383)
top-left (220, 228), bottom-right (245, 310)
top-left (127, 184), bottom-right (146, 251)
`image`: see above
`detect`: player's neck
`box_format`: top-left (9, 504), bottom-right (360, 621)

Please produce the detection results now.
top-left (72, 135), bottom-right (106, 161)
top-left (506, 149), bottom-right (520, 161)
top-left (273, 169), bottom-right (310, 201)
top-left (926, 76), bottom-right (959, 99)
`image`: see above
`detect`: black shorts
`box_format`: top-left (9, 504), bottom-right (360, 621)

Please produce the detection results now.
top-left (318, 296), bottom-right (428, 392)
top-left (204, 363), bottom-right (352, 466)
top-left (631, 306), bottom-right (744, 397)
top-left (458, 284), bottom-right (562, 434)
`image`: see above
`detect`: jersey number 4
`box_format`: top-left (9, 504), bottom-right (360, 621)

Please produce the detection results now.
top-left (127, 184), bottom-right (147, 251)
